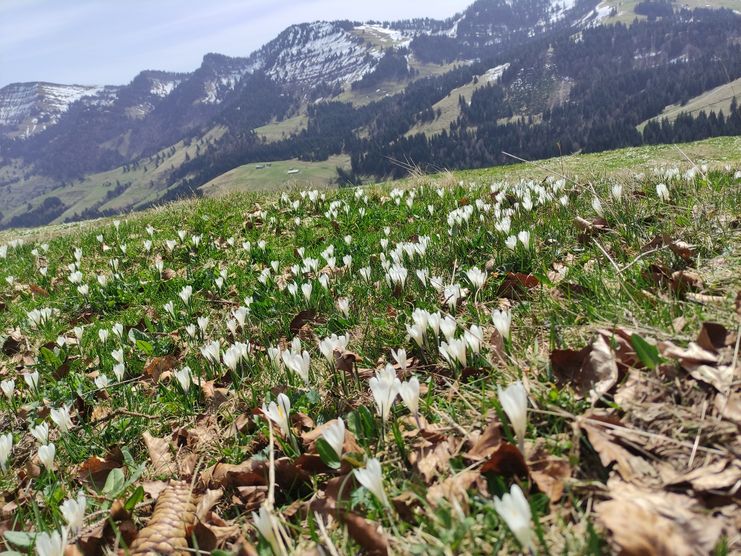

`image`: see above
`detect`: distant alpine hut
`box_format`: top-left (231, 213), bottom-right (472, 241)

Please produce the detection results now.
top-left (255, 164), bottom-right (265, 169)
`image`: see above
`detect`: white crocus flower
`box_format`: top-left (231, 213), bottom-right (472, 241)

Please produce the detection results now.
top-left (282, 350), bottom-right (311, 385)
top-left (466, 267), bottom-right (487, 290)
top-left (233, 307), bottom-right (249, 328)
top-left (656, 182), bottom-right (670, 201)
top-left (498, 381), bottom-right (528, 452)
top-left (428, 312), bottom-right (441, 336)
top-left (318, 273), bottom-right (330, 290)
top-left (175, 367), bottom-right (192, 392)
top-left (31, 422), bottom-right (49, 444)
top-left (464, 325), bottom-right (483, 354)
top-left (406, 323), bottom-right (426, 347)
top-left (493, 484), bottom-right (535, 552)
top-left (369, 365), bottom-right (400, 422)
top-left (517, 231), bottom-right (530, 248)
top-left (112, 348), bottom-right (124, 364)
top-left (1, 379), bottom-right (14, 400)
top-left (262, 393), bottom-right (291, 436)
top-left (113, 363), bottom-right (125, 382)
top-left (178, 285), bottom-right (193, 305)
top-left (252, 504), bottom-right (281, 556)
top-left (440, 316), bottom-right (457, 341)
top-left (399, 376), bottom-right (420, 420)
top-left (391, 348), bottom-right (407, 371)
top-left (336, 297), bottom-right (350, 318)
top-left (201, 340), bottom-right (221, 365)
top-left (50, 405), bottom-right (73, 433)
top-left (94, 375), bottom-right (110, 390)
top-left (301, 283), bottom-right (313, 302)
top-left (505, 235), bottom-right (517, 250)
top-left (24, 371), bottom-right (40, 391)
top-left (354, 458), bottom-right (389, 507)
top-left (222, 345), bottom-right (241, 372)
top-left (610, 183), bottom-right (623, 201)
top-left (60, 492), bottom-right (87, 534)
top-left (98, 329), bottom-right (110, 343)
top-left (38, 442), bottom-right (56, 469)
top-left (0, 433), bottom-right (12, 471)
top-left (492, 308), bottom-right (512, 340)
top-left (34, 528), bottom-right (67, 556)
top-left (591, 196), bottom-right (604, 217)
top-left (322, 418), bottom-right (345, 459)
top-left (439, 338), bottom-right (467, 367)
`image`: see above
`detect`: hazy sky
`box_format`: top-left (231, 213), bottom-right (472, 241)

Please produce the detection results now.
top-left (0, 0), bottom-right (472, 88)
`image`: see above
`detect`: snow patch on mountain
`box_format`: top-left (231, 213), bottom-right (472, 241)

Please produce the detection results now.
top-left (150, 79), bottom-right (180, 97)
top-left (484, 63), bottom-right (511, 82)
top-left (549, 0), bottom-right (577, 22)
top-left (354, 24), bottom-right (414, 48)
top-left (252, 21), bottom-right (384, 89)
top-left (0, 83), bottom-right (107, 138)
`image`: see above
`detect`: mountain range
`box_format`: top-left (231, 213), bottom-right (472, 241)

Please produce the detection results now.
top-left (0, 0), bottom-right (739, 229)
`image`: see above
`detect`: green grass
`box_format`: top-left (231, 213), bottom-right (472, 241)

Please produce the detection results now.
top-left (254, 113), bottom-right (309, 143)
top-left (0, 126), bottom-right (227, 228)
top-left (0, 138), bottom-right (739, 555)
top-left (600, 0), bottom-right (739, 24)
top-left (199, 154), bottom-right (351, 196)
top-left (336, 58), bottom-right (463, 107)
top-left (638, 77), bottom-right (741, 131)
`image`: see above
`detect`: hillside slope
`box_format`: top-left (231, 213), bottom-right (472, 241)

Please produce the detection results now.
top-left (1, 0), bottom-right (740, 231)
top-left (0, 140), bottom-right (739, 555)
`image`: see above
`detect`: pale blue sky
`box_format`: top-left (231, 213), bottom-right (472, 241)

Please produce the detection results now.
top-left (0, 0), bottom-right (472, 88)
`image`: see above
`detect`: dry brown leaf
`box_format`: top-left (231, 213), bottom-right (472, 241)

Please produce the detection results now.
top-left (579, 413), bottom-right (657, 485)
top-left (480, 443), bottom-right (529, 478)
top-left (143, 355), bottom-right (179, 383)
top-left (497, 272), bottom-right (540, 299)
top-left (660, 340), bottom-right (732, 392)
top-left (696, 322), bottom-right (735, 352)
top-left (201, 460), bottom-right (267, 489)
top-left (235, 485), bottom-right (268, 511)
top-left (464, 419), bottom-right (503, 460)
top-left (1, 329), bottom-right (24, 356)
top-left (29, 284), bottom-right (50, 297)
top-left (195, 489), bottom-right (223, 521)
top-left (142, 480), bottom-right (170, 501)
top-left (143, 432), bottom-right (177, 476)
top-left (341, 512), bottom-right (389, 556)
top-left (200, 380), bottom-right (231, 409)
top-left (714, 390), bottom-right (741, 424)
top-left (77, 450), bottom-right (124, 489)
top-left (413, 439), bottom-right (455, 483)
top-left (666, 459), bottom-right (741, 493)
top-left (551, 335), bottom-right (619, 403)
top-left (526, 439), bottom-right (571, 503)
top-left (290, 310), bottom-right (317, 335)
top-left (596, 479), bottom-right (724, 556)
top-left (426, 470), bottom-right (482, 512)
top-left (334, 349), bottom-right (361, 374)
top-left (488, 329), bottom-right (507, 367)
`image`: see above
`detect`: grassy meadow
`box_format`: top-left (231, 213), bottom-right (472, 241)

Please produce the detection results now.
top-left (0, 139), bottom-right (739, 555)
